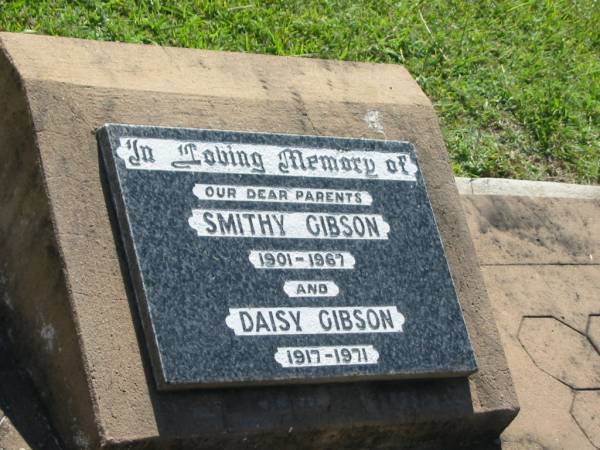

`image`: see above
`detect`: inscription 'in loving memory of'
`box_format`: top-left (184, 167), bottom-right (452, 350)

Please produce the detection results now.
top-left (116, 136), bottom-right (417, 369)
top-left (118, 138), bottom-right (418, 180)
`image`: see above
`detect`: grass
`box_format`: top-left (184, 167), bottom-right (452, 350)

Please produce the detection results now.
top-left (1, 0), bottom-right (598, 183)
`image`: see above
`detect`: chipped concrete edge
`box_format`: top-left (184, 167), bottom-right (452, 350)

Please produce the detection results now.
top-left (455, 177), bottom-right (600, 200)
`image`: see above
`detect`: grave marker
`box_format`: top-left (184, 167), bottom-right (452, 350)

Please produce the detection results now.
top-left (99, 125), bottom-right (476, 389)
top-left (0, 32), bottom-right (517, 449)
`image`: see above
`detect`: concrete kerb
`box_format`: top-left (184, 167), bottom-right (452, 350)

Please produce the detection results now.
top-left (455, 177), bottom-right (600, 199)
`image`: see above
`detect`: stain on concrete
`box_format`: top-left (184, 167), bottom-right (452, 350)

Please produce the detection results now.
top-left (364, 110), bottom-right (385, 134)
top-left (39, 324), bottom-right (56, 353)
top-left (477, 197), bottom-right (586, 257)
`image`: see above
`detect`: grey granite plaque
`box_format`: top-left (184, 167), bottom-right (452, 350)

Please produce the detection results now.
top-left (98, 124), bottom-right (477, 390)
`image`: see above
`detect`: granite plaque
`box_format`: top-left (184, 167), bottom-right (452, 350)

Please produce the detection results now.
top-left (98, 124), bottom-right (477, 390)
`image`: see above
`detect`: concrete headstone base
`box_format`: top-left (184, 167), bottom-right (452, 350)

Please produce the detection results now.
top-left (0, 33), bottom-right (516, 449)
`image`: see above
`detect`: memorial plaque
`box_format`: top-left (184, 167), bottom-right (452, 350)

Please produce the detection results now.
top-left (98, 124), bottom-right (477, 390)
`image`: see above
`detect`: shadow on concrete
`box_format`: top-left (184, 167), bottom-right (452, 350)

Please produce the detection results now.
top-left (0, 309), bottom-right (63, 450)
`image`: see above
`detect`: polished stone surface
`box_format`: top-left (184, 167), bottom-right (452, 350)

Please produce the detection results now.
top-left (98, 124), bottom-right (476, 390)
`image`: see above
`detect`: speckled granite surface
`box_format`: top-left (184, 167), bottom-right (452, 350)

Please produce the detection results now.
top-left (99, 124), bottom-right (476, 389)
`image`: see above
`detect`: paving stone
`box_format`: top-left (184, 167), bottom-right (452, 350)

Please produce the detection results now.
top-left (461, 195), bottom-right (600, 265)
top-left (518, 317), bottom-right (600, 389)
top-left (571, 390), bottom-right (600, 449)
top-left (482, 265), bottom-right (600, 334)
top-left (461, 186), bottom-right (600, 446)
top-left (587, 315), bottom-right (600, 352)
top-left (480, 264), bottom-right (600, 449)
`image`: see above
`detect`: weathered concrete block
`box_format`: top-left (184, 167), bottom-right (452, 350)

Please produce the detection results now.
top-left (0, 32), bottom-right (517, 449)
top-left (459, 192), bottom-right (600, 449)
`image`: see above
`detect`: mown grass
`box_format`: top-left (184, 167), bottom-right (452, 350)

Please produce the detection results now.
top-left (1, 0), bottom-right (598, 183)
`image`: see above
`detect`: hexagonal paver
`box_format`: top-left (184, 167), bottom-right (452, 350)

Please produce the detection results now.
top-left (588, 315), bottom-right (600, 352)
top-left (572, 391), bottom-right (600, 448)
top-left (518, 317), bottom-right (600, 389)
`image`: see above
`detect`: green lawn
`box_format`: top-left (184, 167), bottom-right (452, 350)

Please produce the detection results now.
top-left (1, 0), bottom-right (598, 183)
